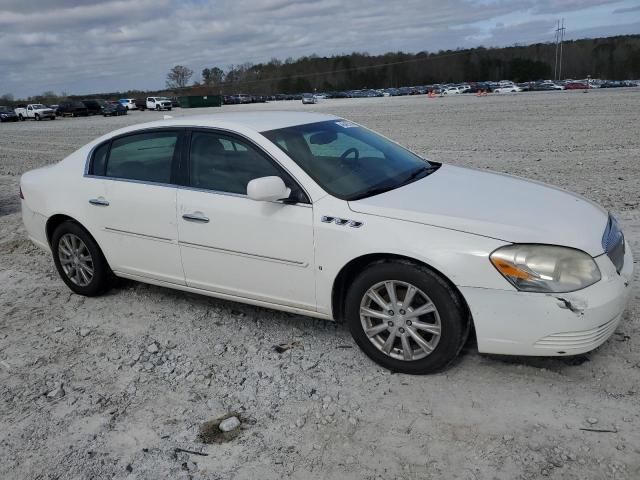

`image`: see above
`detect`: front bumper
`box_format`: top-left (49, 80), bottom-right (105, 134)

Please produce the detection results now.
top-left (461, 242), bottom-right (634, 356)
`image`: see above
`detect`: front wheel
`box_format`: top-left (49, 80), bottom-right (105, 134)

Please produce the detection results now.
top-left (345, 261), bottom-right (469, 374)
top-left (35, 114), bottom-right (40, 121)
top-left (51, 221), bottom-right (113, 296)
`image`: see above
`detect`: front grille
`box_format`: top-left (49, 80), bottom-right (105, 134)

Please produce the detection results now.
top-left (602, 215), bottom-right (625, 273)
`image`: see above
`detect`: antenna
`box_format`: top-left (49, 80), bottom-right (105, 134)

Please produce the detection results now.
top-left (554, 20), bottom-right (560, 80)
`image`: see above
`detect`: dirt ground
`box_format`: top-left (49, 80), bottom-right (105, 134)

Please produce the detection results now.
top-left (1, 89), bottom-right (639, 480)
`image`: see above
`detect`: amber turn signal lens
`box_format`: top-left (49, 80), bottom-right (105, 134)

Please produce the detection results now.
top-left (490, 258), bottom-right (532, 280)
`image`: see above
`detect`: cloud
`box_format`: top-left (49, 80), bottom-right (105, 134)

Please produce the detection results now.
top-left (0, 0), bottom-right (637, 97)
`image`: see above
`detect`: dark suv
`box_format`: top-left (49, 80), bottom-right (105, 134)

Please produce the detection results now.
top-left (134, 99), bottom-right (147, 110)
top-left (81, 99), bottom-right (103, 115)
top-left (57, 101), bottom-right (89, 117)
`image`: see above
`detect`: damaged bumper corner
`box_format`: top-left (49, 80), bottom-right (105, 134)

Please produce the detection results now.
top-left (459, 244), bottom-right (634, 356)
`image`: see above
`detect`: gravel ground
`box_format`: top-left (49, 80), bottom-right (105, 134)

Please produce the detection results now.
top-left (1, 89), bottom-right (639, 479)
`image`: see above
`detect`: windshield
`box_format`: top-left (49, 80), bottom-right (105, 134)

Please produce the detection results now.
top-left (31, 104), bottom-right (46, 109)
top-left (262, 120), bottom-right (438, 200)
top-left (156, 97), bottom-right (169, 101)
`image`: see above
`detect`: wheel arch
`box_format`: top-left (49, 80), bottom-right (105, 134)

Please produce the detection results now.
top-left (46, 214), bottom-right (101, 250)
top-left (331, 253), bottom-right (474, 330)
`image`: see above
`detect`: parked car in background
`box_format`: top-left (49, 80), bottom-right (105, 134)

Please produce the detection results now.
top-left (57, 101), bottom-right (89, 117)
top-left (48, 104), bottom-right (60, 116)
top-left (302, 93), bottom-right (317, 104)
top-left (565, 82), bottom-right (588, 90)
top-left (118, 99), bottom-right (137, 110)
top-left (441, 87), bottom-right (463, 95)
top-left (15, 104), bottom-right (56, 121)
top-left (169, 97), bottom-right (180, 108)
top-left (96, 100), bottom-right (127, 116)
top-left (493, 84), bottom-right (523, 93)
top-left (0, 106), bottom-right (19, 122)
top-left (81, 99), bottom-right (103, 115)
top-left (134, 99), bottom-right (147, 110)
top-left (146, 97), bottom-right (173, 110)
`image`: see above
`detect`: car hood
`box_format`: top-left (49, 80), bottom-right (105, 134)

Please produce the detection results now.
top-left (348, 164), bottom-right (608, 256)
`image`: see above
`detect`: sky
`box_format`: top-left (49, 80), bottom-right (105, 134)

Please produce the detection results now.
top-left (0, 0), bottom-right (639, 98)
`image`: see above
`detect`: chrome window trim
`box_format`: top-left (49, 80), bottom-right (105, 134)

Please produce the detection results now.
top-left (83, 125), bottom-right (313, 205)
top-left (177, 184), bottom-right (312, 208)
top-left (83, 174), bottom-right (177, 190)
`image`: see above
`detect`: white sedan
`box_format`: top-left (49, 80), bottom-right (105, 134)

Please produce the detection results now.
top-left (493, 85), bottom-right (523, 93)
top-left (20, 112), bottom-right (633, 373)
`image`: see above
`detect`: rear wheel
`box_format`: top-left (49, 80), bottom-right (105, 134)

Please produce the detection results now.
top-left (345, 261), bottom-right (469, 374)
top-left (51, 221), bottom-right (113, 296)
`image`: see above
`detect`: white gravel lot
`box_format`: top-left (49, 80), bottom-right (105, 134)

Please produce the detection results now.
top-left (1, 89), bottom-right (639, 479)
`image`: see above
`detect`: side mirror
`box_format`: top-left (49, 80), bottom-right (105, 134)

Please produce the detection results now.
top-left (247, 176), bottom-right (291, 202)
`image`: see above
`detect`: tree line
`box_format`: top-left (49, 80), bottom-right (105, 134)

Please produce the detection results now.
top-left (191, 35), bottom-right (640, 94)
top-left (3, 35), bottom-right (639, 103)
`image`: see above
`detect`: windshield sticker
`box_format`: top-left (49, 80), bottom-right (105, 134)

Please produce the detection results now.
top-left (335, 120), bottom-right (358, 128)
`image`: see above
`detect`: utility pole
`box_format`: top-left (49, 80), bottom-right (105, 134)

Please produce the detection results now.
top-left (558, 18), bottom-right (566, 81)
top-left (554, 20), bottom-right (560, 80)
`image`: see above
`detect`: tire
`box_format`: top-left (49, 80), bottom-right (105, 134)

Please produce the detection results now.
top-left (345, 260), bottom-right (469, 374)
top-left (51, 221), bottom-right (113, 296)
top-left (35, 114), bottom-right (40, 121)
top-left (19, 115), bottom-right (24, 121)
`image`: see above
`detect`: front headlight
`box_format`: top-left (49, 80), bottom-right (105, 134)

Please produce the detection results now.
top-left (490, 244), bottom-right (601, 293)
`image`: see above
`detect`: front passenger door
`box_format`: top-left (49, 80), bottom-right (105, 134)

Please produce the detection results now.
top-left (177, 130), bottom-right (316, 311)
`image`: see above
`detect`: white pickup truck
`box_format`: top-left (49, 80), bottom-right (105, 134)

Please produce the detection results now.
top-left (15, 104), bottom-right (56, 121)
top-left (146, 97), bottom-right (172, 111)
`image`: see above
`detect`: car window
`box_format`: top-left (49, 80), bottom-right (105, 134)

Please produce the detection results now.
top-left (189, 131), bottom-right (285, 196)
top-left (91, 143), bottom-right (110, 176)
top-left (105, 131), bottom-right (179, 184)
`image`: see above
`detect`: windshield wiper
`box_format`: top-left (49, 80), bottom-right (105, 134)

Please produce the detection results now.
top-left (348, 164), bottom-right (440, 201)
top-left (348, 184), bottom-right (399, 201)
top-left (399, 165), bottom-right (439, 185)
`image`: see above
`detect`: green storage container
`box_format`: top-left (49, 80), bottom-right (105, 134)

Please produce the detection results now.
top-left (177, 95), bottom-right (222, 108)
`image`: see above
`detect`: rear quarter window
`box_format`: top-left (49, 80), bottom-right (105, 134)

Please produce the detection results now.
top-left (90, 143), bottom-right (110, 176)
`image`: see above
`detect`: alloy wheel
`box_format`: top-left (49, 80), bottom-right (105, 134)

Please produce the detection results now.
top-left (58, 233), bottom-right (94, 287)
top-left (360, 280), bottom-right (441, 361)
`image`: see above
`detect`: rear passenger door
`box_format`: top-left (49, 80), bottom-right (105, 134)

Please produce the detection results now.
top-left (82, 129), bottom-right (186, 285)
top-left (176, 129), bottom-right (316, 311)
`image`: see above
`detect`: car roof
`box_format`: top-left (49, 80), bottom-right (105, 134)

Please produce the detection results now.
top-left (113, 111), bottom-right (340, 134)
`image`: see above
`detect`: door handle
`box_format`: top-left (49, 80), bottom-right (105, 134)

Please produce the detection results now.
top-left (89, 197), bottom-right (109, 206)
top-left (182, 212), bottom-right (210, 223)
